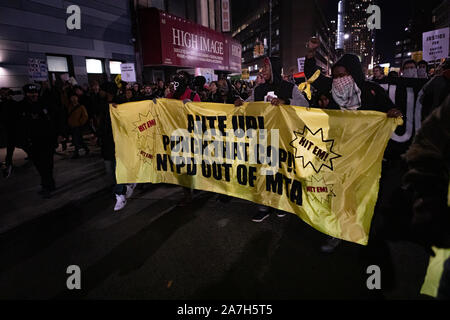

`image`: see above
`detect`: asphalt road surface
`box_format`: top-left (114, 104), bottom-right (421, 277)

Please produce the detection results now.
top-left (0, 183), bottom-right (432, 300)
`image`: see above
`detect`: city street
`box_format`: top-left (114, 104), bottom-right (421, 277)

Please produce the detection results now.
top-left (0, 144), bottom-right (432, 300)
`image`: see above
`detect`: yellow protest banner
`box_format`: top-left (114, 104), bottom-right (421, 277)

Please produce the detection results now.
top-left (110, 99), bottom-right (401, 245)
top-left (421, 185), bottom-right (450, 298)
top-left (421, 247), bottom-right (450, 297)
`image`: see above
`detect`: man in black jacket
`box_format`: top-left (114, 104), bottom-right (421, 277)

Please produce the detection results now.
top-left (21, 84), bottom-right (60, 198)
top-left (235, 57), bottom-right (309, 107)
top-left (235, 57), bottom-right (309, 222)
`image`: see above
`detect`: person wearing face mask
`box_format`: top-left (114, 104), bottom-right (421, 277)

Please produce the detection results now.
top-left (235, 57), bottom-right (309, 108)
top-left (417, 60), bottom-right (429, 79)
top-left (401, 60), bottom-right (418, 78)
top-left (235, 57), bottom-right (309, 223)
top-left (305, 37), bottom-right (401, 116)
top-left (419, 58), bottom-right (450, 120)
top-left (166, 71), bottom-right (200, 206)
top-left (101, 83), bottom-right (138, 212)
top-left (304, 37), bottom-right (402, 253)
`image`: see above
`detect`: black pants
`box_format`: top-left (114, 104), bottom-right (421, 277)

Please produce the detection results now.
top-left (31, 143), bottom-right (55, 190)
top-left (71, 126), bottom-right (89, 153)
top-left (4, 130), bottom-right (31, 166)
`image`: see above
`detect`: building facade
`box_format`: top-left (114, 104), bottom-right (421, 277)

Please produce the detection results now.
top-left (432, 0), bottom-right (449, 29)
top-left (393, 2), bottom-right (438, 68)
top-left (135, 0), bottom-right (234, 82)
top-left (0, 0), bottom-right (136, 90)
top-left (232, 0), bottom-right (335, 78)
top-left (231, 0), bottom-right (280, 78)
top-left (340, 0), bottom-right (375, 72)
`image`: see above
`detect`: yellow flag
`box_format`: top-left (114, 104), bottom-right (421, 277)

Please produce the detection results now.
top-left (110, 99), bottom-right (401, 245)
top-left (421, 247), bottom-right (450, 297)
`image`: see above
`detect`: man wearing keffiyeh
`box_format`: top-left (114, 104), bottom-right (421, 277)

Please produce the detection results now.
top-left (304, 37), bottom-right (403, 254)
top-left (304, 37), bottom-right (402, 117)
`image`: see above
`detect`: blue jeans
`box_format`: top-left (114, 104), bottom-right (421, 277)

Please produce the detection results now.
top-left (104, 159), bottom-right (126, 195)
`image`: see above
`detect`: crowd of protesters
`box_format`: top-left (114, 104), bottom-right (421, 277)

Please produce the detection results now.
top-left (1, 35), bottom-right (449, 297)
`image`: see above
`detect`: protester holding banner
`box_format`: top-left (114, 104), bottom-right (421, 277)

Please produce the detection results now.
top-left (305, 37), bottom-right (401, 117)
top-left (401, 60), bottom-right (419, 78)
top-left (304, 36), bottom-right (403, 253)
top-left (235, 56), bottom-right (309, 222)
top-left (98, 82), bottom-right (137, 211)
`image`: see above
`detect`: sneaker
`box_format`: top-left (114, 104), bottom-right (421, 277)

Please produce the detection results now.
top-left (126, 183), bottom-right (137, 199)
top-left (114, 194), bottom-right (127, 211)
top-left (252, 211), bottom-right (270, 223)
top-left (276, 211), bottom-right (287, 218)
top-left (320, 237), bottom-right (342, 253)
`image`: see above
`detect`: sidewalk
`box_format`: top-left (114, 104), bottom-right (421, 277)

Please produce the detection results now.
top-left (0, 138), bottom-right (112, 234)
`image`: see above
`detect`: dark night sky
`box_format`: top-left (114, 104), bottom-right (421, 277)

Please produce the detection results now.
top-left (231, 0), bottom-right (445, 64)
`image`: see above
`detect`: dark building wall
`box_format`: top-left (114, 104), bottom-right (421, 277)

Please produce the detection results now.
top-left (280, 0), bottom-right (334, 74)
top-left (0, 0), bottom-right (135, 89)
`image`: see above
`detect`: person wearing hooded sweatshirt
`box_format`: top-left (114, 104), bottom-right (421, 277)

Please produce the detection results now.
top-left (167, 71), bottom-right (200, 206)
top-left (101, 82), bottom-right (137, 211)
top-left (167, 71), bottom-right (201, 102)
top-left (235, 57), bottom-right (309, 223)
top-left (236, 56), bottom-right (309, 108)
top-left (304, 37), bottom-right (402, 253)
top-left (304, 38), bottom-right (401, 116)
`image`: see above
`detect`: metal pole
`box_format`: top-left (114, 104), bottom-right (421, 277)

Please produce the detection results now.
top-left (269, 0), bottom-right (272, 57)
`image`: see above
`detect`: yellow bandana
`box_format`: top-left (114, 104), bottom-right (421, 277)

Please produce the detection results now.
top-left (298, 70), bottom-right (321, 100)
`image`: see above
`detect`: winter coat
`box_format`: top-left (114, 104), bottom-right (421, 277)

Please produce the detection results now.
top-left (67, 103), bottom-right (89, 128)
top-left (304, 54), bottom-right (395, 112)
top-left (252, 57), bottom-right (309, 107)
